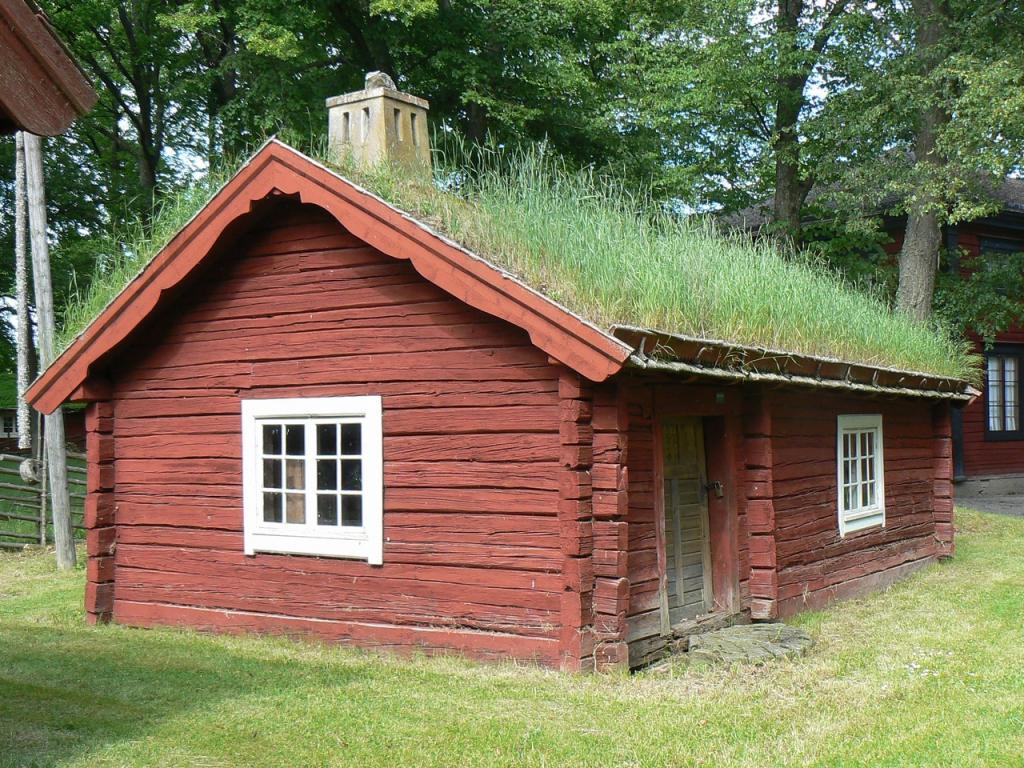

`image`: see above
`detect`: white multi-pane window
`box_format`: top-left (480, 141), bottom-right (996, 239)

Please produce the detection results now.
top-left (241, 396), bottom-right (383, 563)
top-left (0, 414), bottom-right (16, 438)
top-left (836, 414), bottom-right (885, 536)
top-left (987, 354), bottom-right (1020, 434)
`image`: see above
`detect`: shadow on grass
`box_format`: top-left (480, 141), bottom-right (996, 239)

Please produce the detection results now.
top-left (0, 621), bottom-right (370, 767)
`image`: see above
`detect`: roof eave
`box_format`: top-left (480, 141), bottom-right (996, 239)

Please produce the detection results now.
top-left (0, 0), bottom-right (97, 135)
top-left (613, 325), bottom-right (975, 402)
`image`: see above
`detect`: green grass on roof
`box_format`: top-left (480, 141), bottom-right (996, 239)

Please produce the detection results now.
top-left (56, 138), bottom-right (979, 382)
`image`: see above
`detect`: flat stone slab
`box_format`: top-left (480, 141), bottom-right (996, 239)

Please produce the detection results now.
top-left (687, 623), bottom-right (813, 665)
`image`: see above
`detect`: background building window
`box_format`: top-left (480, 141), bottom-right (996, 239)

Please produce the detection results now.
top-left (986, 351), bottom-right (1023, 437)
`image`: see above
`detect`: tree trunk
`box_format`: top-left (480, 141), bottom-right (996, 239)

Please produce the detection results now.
top-left (896, 206), bottom-right (942, 319)
top-left (896, 0), bottom-right (949, 321)
top-left (771, 0), bottom-right (808, 242)
top-left (22, 133), bottom-right (76, 571)
top-left (14, 133), bottom-right (31, 451)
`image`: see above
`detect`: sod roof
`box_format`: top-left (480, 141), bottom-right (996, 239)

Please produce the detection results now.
top-left (43, 139), bottom-right (978, 409)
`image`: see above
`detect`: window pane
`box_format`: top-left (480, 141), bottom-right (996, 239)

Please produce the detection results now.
top-left (341, 459), bottom-right (362, 490)
top-left (317, 459), bottom-right (338, 490)
top-left (317, 423), bottom-right (337, 455)
top-left (262, 459), bottom-right (282, 489)
top-left (262, 492), bottom-right (283, 523)
top-left (1005, 357), bottom-right (1018, 431)
top-left (286, 493), bottom-right (306, 524)
top-left (263, 424), bottom-right (282, 455)
top-left (285, 424), bottom-right (305, 456)
top-left (989, 357), bottom-right (1004, 431)
top-left (317, 495), bottom-right (338, 526)
top-left (341, 495), bottom-right (362, 526)
top-left (285, 459), bottom-right (305, 490)
top-left (341, 423), bottom-right (361, 455)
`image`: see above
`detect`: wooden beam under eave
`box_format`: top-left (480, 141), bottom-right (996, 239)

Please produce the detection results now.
top-left (68, 376), bottom-right (112, 403)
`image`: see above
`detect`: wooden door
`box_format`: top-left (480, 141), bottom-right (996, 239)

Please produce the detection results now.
top-left (660, 418), bottom-right (713, 627)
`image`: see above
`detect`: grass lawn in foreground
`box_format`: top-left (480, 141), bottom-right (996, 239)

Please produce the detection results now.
top-left (1, 508), bottom-right (1022, 767)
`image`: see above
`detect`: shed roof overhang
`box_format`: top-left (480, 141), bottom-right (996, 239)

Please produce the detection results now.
top-left (613, 326), bottom-right (978, 403)
top-left (0, 0), bottom-right (96, 135)
top-left (26, 140), bottom-right (633, 414)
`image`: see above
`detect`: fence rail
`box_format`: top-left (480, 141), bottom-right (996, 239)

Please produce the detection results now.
top-left (0, 451), bottom-right (87, 548)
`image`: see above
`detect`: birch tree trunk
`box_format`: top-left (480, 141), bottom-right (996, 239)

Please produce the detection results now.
top-left (22, 133), bottom-right (76, 570)
top-left (14, 133), bottom-right (32, 451)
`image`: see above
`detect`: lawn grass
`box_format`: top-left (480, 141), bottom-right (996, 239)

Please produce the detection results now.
top-left (54, 140), bottom-right (977, 382)
top-left (1, 507), bottom-right (1021, 767)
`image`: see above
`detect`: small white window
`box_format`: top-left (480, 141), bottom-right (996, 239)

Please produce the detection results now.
top-left (242, 396), bottom-right (383, 563)
top-left (836, 414), bottom-right (885, 536)
top-left (0, 414), bottom-right (16, 437)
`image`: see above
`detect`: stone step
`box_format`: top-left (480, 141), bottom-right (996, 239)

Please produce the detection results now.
top-left (670, 610), bottom-right (747, 652)
top-left (686, 623), bottom-right (814, 665)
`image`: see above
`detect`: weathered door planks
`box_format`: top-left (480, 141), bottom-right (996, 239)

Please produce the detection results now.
top-left (660, 419), bottom-right (713, 628)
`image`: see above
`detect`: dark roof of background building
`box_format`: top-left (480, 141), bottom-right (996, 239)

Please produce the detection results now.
top-left (723, 176), bottom-right (1024, 232)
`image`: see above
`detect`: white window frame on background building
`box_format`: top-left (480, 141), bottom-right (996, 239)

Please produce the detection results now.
top-left (985, 350), bottom-right (1023, 439)
top-left (241, 396), bottom-right (383, 564)
top-left (836, 414), bottom-right (885, 536)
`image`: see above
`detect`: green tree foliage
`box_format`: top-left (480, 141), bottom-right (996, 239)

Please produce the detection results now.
top-left (2, 0), bottom-right (1023, 361)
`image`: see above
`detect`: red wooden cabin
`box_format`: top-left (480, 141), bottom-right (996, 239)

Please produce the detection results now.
top-left (26, 85), bottom-right (971, 669)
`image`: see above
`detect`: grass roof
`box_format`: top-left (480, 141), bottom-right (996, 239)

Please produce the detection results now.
top-left (55, 139), bottom-right (979, 383)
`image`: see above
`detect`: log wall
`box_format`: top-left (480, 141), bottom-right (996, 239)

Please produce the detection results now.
top-left (766, 391), bottom-right (946, 618)
top-left (103, 201), bottom-right (572, 666)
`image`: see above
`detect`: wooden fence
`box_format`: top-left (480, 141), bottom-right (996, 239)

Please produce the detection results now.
top-left (0, 452), bottom-right (86, 549)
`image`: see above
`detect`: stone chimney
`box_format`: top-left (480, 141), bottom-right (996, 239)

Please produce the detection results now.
top-left (326, 72), bottom-right (430, 170)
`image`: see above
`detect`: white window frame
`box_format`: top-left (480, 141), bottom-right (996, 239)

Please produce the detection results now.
top-left (0, 414), bottom-right (16, 438)
top-left (241, 396), bottom-right (383, 564)
top-left (836, 414), bottom-right (885, 536)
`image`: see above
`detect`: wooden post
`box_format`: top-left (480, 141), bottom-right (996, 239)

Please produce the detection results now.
top-left (84, 401), bottom-right (115, 623)
top-left (14, 133), bottom-right (31, 452)
top-left (23, 133), bottom-right (76, 570)
top-left (38, 445), bottom-right (47, 546)
top-left (742, 389), bottom-right (777, 619)
top-left (590, 383), bottom-right (630, 671)
top-left (557, 368), bottom-right (596, 672)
